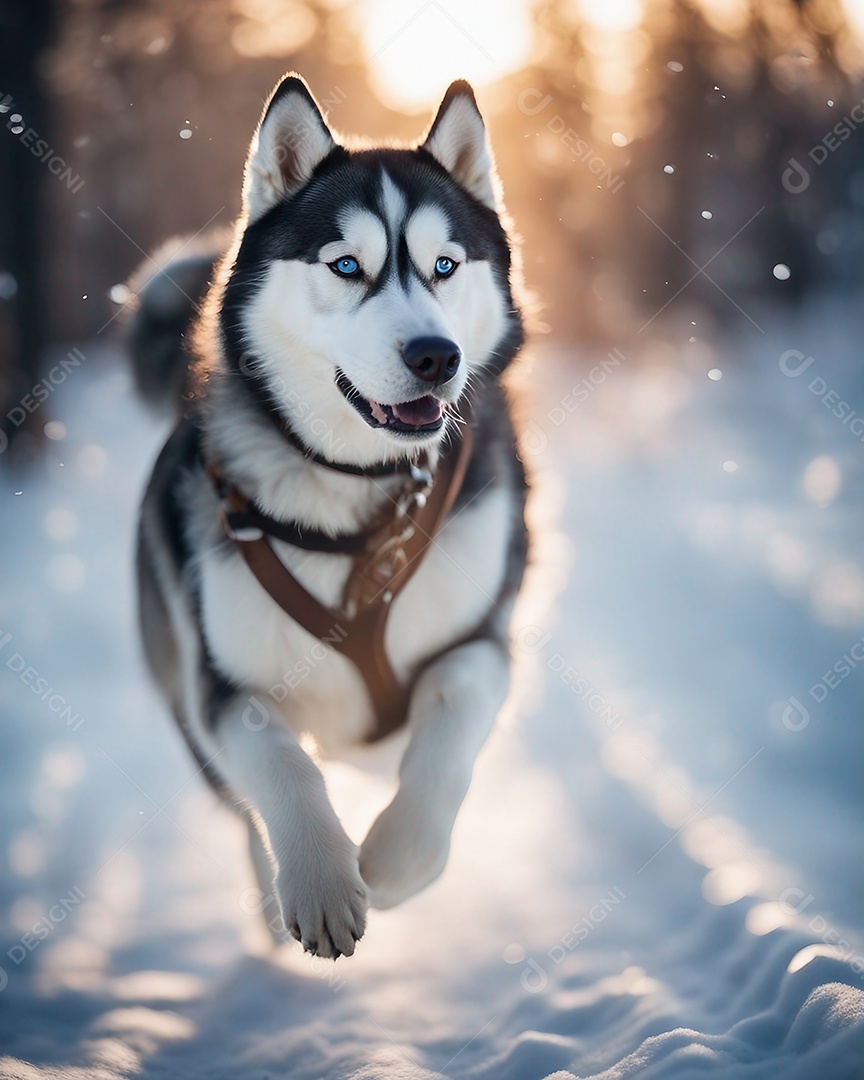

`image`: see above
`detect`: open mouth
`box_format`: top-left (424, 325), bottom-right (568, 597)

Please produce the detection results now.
top-left (336, 371), bottom-right (446, 436)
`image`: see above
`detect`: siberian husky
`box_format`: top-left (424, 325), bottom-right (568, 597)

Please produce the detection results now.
top-left (134, 73), bottom-right (527, 959)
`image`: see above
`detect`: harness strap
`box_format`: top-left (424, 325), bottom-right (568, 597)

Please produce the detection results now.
top-left (221, 498), bottom-right (380, 555)
top-left (215, 423), bottom-right (474, 741)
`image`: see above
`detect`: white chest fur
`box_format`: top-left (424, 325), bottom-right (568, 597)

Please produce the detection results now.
top-left (199, 485), bottom-right (510, 752)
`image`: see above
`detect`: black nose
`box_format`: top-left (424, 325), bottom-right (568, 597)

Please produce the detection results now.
top-left (402, 336), bottom-right (461, 385)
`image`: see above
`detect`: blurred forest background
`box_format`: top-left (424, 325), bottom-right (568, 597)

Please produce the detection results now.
top-left (1, 0), bottom-right (863, 454)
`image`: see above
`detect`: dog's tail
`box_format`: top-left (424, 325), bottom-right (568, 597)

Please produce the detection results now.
top-left (123, 231), bottom-right (230, 411)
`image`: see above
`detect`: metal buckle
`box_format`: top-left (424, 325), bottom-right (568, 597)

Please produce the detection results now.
top-left (410, 463), bottom-right (433, 488)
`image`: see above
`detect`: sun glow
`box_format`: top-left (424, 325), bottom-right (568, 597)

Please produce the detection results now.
top-left (360, 0), bottom-right (533, 111)
top-left (843, 0), bottom-right (864, 40)
top-left (577, 0), bottom-right (643, 32)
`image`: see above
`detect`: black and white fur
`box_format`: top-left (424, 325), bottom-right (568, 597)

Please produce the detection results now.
top-left (135, 74), bottom-right (528, 959)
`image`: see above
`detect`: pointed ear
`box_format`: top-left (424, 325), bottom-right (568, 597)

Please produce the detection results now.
top-left (421, 81), bottom-right (499, 210)
top-left (243, 73), bottom-right (337, 222)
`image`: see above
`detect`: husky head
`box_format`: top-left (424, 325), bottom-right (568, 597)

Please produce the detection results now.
top-left (219, 73), bottom-right (523, 466)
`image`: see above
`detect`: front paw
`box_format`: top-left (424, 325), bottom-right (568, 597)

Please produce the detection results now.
top-left (359, 796), bottom-right (452, 910)
top-left (276, 843), bottom-right (369, 959)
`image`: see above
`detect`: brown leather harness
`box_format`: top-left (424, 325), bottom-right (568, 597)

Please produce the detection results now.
top-left (210, 424), bottom-right (474, 742)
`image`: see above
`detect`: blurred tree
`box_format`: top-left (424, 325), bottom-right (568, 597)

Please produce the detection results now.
top-left (493, 0), bottom-right (623, 342)
top-left (0, 0), bottom-right (58, 457)
top-left (495, 0), bottom-right (864, 343)
top-left (615, 0), bottom-right (864, 333)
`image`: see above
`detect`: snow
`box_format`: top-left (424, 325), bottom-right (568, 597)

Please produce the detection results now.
top-left (1, 309), bottom-right (863, 1077)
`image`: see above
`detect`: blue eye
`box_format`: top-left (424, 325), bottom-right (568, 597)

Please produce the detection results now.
top-left (435, 256), bottom-right (457, 278)
top-left (330, 256), bottom-right (360, 277)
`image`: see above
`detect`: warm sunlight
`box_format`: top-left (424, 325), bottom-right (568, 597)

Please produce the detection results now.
top-left (843, 0), bottom-right (864, 40)
top-left (576, 0), bottom-right (643, 32)
top-left (360, 0), bottom-right (534, 110)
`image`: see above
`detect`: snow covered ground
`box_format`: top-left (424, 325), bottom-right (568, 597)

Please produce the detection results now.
top-left (1, 307), bottom-right (863, 1078)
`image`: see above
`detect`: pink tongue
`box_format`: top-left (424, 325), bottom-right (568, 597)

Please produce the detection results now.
top-left (391, 396), bottom-right (444, 427)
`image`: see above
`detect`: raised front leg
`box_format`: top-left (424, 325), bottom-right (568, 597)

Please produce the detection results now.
top-left (359, 637), bottom-right (510, 909)
top-left (213, 691), bottom-right (369, 958)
